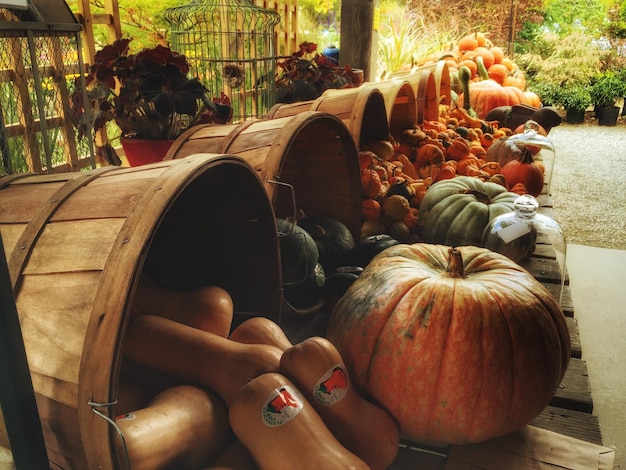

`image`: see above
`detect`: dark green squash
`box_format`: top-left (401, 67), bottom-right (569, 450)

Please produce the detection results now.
top-left (276, 218), bottom-right (319, 285)
top-left (297, 216), bottom-right (355, 274)
top-left (283, 262), bottom-right (326, 311)
top-left (350, 234), bottom-right (400, 268)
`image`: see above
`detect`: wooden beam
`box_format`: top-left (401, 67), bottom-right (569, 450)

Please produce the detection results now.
top-left (0, 235), bottom-right (49, 468)
top-left (339, 0), bottom-right (376, 81)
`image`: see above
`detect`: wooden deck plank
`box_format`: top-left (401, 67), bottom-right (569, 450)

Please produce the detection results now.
top-left (566, 316), bottom-right (582, 359)
top-left (550, 357), bottom-right (594, 413)
top-left (532, 405), bottom-right (603, 445)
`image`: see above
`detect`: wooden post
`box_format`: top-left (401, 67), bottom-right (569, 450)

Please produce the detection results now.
top-left (339, 0), bottom-right (376, 81)
top-left (0, 233), bottom-right (49, 469)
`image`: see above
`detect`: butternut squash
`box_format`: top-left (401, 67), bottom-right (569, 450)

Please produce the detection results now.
top-left (114, 378), bottom-right (153, 417)
top-left (132, 275), bottom-right (234, 337)
top-left (123, 315), bottom-right (283, 406)
top-left (229, 316), bottom-right (293, 352)
top-left (203, 440), bottom-right (258, 470)
top-left (115, 385), bottom-right (232, 470)
top-left (229, 372), bottom-right (369, 470)
top-left (280, 337), bottom-right (400, 470)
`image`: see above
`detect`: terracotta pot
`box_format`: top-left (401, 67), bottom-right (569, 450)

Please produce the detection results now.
top-left (121, 137), bottom-right (175, 167)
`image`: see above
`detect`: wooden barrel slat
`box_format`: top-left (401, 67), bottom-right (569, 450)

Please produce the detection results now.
top-left (0, 153), bottom-right (282, 469)
top-left (0, 172), bottom-right (36, 189)
top-left (7, 168), bottom-right (115, 288)
top-left (310, 87), bottom-right (389, 147)
top-left (51, 179), bottom-right (154, 221)
top-left (265, 100), bottom-right (314, 119)
top-left (21, 219), bottom-right (124, 275)
top-left (0, 182), bottom-right (66, 223)
top-left (415, 69), bottom-right (439, 123)
top-left (164, 123), bottom-right (237, 159)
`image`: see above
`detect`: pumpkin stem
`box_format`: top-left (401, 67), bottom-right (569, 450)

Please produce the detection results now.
top-left (445, 248), bottom-right (465, 278)
top-left (520, 148), bottom-right (534, 164)
top-left (459, 189), bottom-right (491, 205)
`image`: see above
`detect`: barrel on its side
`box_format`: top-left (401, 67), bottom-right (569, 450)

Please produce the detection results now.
top-left (0, 154), bottom-right (281, 469)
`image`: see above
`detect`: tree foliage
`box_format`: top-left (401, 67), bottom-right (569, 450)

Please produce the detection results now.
top-left (406, 0), bottom-right (545, 48)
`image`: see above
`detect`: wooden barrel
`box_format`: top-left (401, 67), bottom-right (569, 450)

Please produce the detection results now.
top-left (415, 60), bottom-right (452, 107)
top-left (361, 79), bottom-right (417, 137)
top-left (412, 69), bottom-right (439, 123)
top-left (167, 111), bottom-right (362, 241)
top-left (389, 63), bottom-right (451, 123)
top-left (264, 87), bottom-right (389, 149)
top-left (0, 154), bottom-right (282, 469)
top-left (309, 87), bottom-right (389, 148)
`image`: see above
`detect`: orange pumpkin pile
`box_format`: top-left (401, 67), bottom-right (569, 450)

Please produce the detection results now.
top-left (418, 31), bottom-right (541, 119)
top-left (357, 108), bottom-right (549, 244)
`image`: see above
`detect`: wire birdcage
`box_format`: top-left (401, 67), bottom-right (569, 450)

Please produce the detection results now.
top-left (164, 0), bottom-right (281, 122)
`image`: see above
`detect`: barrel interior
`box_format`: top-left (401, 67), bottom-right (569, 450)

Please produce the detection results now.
top-left (356, 90), bottom-right (389, 148)
top-left (142, 160), bottom-right (280, 318)
top-left (387, 81), bottom-right (418, 137)
top-left (267, 116), bottom-right (362, 240)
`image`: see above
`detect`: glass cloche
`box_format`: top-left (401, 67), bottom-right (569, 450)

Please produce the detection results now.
top-left (507, 125), bottom-right (556, 194)
top-left (482, 194), bottom-right (567, 306)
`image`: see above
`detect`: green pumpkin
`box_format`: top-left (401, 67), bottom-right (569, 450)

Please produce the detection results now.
top-left (276, 218), bottom-right (319, 285)
top-left (298, 216), bottom-right (355, 274)
top-left (417, 176), bottom-right (519, 247)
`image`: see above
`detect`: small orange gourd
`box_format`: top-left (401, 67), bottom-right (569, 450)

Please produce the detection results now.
top-left (446, 136), bottom-right (472, 161)
top-left (403, 206), bottom-right (421, 229)
top-left (361, 198), bottom-right (382, 221)
top-left (488, 63), bottom-right (508, 84)
top-left (490, 46), bottom-right (505, 64)
top-left (458, 35), bottom-right (478, 51)
top-left (360, 168), bottom-right (382, 198)
top-left (473, 46), bottom-right (495, 69)
top-left (229, 373), bottom-right (370, 470)
top-left (416, 143), bottom-right (445, 165)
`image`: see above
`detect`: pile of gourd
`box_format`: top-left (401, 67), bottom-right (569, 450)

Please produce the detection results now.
top-left (358, 123), bottom-right (545, 247)
top-left (357, 32), bottom-right (548, 247)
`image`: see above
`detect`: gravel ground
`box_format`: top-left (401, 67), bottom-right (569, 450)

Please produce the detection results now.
top-left (546, 114), bottom-right (626, 250)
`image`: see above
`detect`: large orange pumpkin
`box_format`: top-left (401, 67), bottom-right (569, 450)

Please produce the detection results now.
top-left (326, 244), bottom-right (570, 446)
top-left (459, 80), bottom-right (532, 119)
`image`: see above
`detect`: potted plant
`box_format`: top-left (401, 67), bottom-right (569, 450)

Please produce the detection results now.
top-left (556, 84), bottom-right (592, 124)
top-left (72, 38), bottom-right (232, 166)
top-left (275, 42), bottom-right (364, 104)
top-left (590, 72), bottom-right (626, 125)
